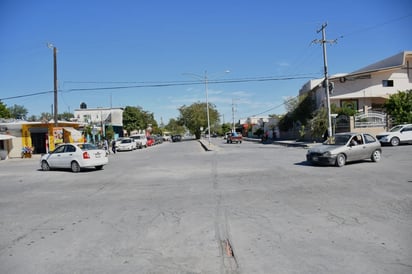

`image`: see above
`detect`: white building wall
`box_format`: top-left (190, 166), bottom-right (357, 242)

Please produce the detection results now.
top-left (74, 108), bottom-right (124, 126)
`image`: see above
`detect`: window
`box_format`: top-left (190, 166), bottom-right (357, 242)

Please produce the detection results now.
top-left (382, 80), bottom-right (394, 87)
top-left (402, 126), bottom-right (412, 132)
top-left (65, 145), bottom-right (76, 153)
top-left (54, 145), bottom-right (66, 153)
top-left (364, 134), bottom-right (377, 144)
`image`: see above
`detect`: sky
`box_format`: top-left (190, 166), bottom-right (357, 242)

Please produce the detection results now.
top-left (0, 0), bottom-right (411, 125)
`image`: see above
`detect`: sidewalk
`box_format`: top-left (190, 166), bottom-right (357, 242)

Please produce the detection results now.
top-left (199, 137), bottom-right (319, 151)
top-left (244, 137), bottom-right (319, 148)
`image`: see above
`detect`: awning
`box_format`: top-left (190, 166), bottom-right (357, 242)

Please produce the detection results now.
top-left (63, 127), bottom-right (83, 142)
top-left (0, 134), bottom-right (16, 140)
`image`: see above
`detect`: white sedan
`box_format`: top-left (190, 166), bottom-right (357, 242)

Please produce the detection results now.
top-left (40, 143), bottom-right (108, 172)
top-left (117, 138), bottom-right (136, 151)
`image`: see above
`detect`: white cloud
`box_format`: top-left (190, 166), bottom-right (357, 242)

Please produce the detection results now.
top-left (277, 61), bottom-right (290, 67)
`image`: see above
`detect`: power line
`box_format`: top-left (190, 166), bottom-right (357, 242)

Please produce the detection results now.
top-left (338, 14), bottom-right (412, 39)
top-left (1, 74), bottom-right (320, 101)
top-left (1, 90), bottom-right (54, 100)
top-left (239, 95), bottom-right (299, 119)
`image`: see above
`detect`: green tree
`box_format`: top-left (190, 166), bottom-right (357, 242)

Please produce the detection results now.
top-left (7, 104), bottom-right (28, 120)
top-left (165, 118), bottom-right (185, 135)
top-left (83, 125), bottom-right (92, 142)
top-left (384, 90), bottom-right (412, 124)
top-left (27, 115), bottom-right (38, 121)
top-left (310, 107), bottom-right (328, 139)
top-left (221, 123), bottom-right (232, 135)
top-left (123, 106), bottom-right (158, 135)
top-left (278, 94), bottom-right (315, 131)
top-left (0, 101), bottom-right (11, 118)
top-left (58, 112), bottom-right (74, 121)
top-left (178, 102), bottom-right (219, 139)
top-left (105, 124), bottom-right (115, 140)
top-left (40, 112), bottom-right (52, 121)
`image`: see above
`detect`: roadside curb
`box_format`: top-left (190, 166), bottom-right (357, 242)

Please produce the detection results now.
top-left (198, 139), bottom-right (218, 151)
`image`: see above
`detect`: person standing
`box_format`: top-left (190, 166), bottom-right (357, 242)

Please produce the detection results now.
top-left (103, 138), bottom-right (110, 154)
top-left (111, 139), bottom-right (116, 154)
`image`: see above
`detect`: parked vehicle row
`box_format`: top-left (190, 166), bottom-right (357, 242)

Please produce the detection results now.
top-left (115, 134), bottom-right (167, 152)
top-left (130, 134), bottom-right (147, 148)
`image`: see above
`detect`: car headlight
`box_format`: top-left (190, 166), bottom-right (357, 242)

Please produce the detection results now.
top-left (322, 151), bottom-right (331, 157)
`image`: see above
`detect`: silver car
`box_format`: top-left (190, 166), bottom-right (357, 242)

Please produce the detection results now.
top-left (306, 132), bottom-right (382, 167)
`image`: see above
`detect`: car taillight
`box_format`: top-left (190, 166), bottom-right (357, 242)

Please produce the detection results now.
top-left (83, 151), bottom-right (90, 159)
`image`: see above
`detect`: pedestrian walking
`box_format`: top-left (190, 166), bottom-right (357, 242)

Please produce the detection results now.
top-left (103, 139), bottom-right (110, 154)
top-left (111, 140), bottom-right (116, 154)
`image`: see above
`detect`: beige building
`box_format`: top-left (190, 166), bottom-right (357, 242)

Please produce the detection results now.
top-left (300, 51), bottom-right (412, 114)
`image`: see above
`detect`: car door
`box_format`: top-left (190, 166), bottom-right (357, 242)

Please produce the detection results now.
top-left (60, 144), bottom-right (77, 168)
top-left (47, 145), bottom-right (67, 168)
top-left (399, 125), bottom-right (412, 143)
top-left (346, 135), bottom-right (366, 161)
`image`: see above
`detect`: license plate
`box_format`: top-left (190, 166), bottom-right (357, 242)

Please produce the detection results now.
top-left (312, 156), bottom-right (318, 161)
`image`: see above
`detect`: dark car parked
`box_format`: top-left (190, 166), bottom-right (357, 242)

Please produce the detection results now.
top-left (172, 135), bottom-right (182, 142)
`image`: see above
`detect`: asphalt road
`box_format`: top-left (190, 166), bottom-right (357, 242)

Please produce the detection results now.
top-left (0, 139), bottom-right (411, 274)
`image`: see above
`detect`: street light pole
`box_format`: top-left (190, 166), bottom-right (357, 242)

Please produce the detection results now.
top-left (183, 70), bottom-right (230, 147)
top-left (204, 71), bottom-right (212, 146)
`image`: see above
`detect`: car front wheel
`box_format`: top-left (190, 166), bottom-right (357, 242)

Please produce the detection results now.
top-left (41, 160), bottom-right (50, 171)
top-left (335, 153), bottom-right (346, 167)
top-left (71, 161), bottom-right (81, 173)
top-left (390, 137), bottom-right (400, 146)
top-left (371, 150), bottom-right (381, 162)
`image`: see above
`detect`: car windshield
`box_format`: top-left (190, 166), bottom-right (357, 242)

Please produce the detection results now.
top-left (121, 139), bottom-right (131, 143)
top-left (77, 143), bottom-right (98, 150)
top-left (389, 125), bottom-right (403, 132)
top-left (323, 134), bottom-right (351, 145)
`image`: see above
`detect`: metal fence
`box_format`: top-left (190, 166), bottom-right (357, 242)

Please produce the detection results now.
top-left (354, 111), bottom-right (386, 128)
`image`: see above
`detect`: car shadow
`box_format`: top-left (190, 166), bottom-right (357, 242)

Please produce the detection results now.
top-left (295, 159), bottom-right (377, 167)
top-left (37, 167), bottom-right (101, 173)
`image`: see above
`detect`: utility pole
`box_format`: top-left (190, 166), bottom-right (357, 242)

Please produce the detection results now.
top-left (48, 43), bottom-right (58, 127)
top-left (313, 23), bottom-right (336, 138)
top-left (231, 99), bottom-right (235, 132)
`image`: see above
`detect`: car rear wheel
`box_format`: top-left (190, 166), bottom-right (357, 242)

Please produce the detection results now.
top-left (95, 165), bottom-right (103, 170)
top-left (41, 160), bottom-right (50, 171)
top-left (390, 137), bottom-right (400, 146)
top-left (371, 150), bottom-right (381, 162)
top-left (335, 153), bottom-right (346, 167)
top-left (71, 161), bottom-right (81, 173)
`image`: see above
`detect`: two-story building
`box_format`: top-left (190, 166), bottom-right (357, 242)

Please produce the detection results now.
top-left (300, 51), bottom-right (411, 113)
top-left (73, 103), bottom-right (124, 139)
top-left (298, 51), bottom-right (412, 135)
